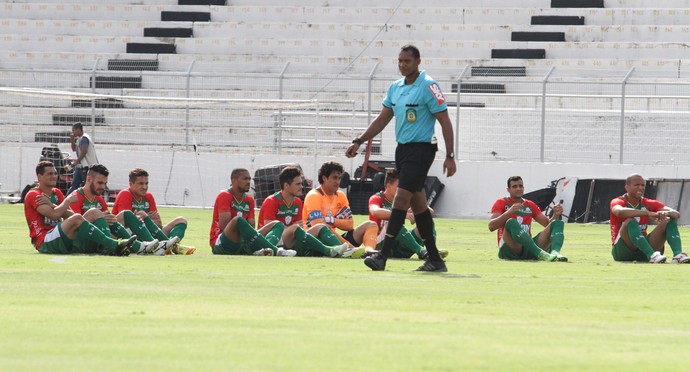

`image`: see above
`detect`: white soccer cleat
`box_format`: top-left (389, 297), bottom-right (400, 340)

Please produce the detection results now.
top-left (329, 243), bottom-right (349, 258)
top-left (160, 236), bottom-right (181, 255)
top-left (137, 239), bottom-right (160, 255)
top-left (276, 247), bottom-right (297, 257)
top-left (342, 246), bottom-right (365, 259)
top-left (671, 252), bottom-right (690, 264)
top-left (649, 251), bottom-right (667, 264)
top-left (252, 248), bottom-right (274, 256)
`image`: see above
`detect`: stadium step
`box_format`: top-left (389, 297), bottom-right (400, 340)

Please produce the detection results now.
top-left (35, 131), bottom-right (72, 143)
top-left (161, 11), bottom-right (211, 22)
top-left (531, 15), bottom-right (585, 25)
top-left (144, 27), bottom-right (194, 38)
top-left (90, 76), bottom-right (143, 89)
top-left (126, 42), bottom-right (177, 54)
top-left (52, 114), bottom-right (106, 126)
top-left (108, 59), bottom-right (159, 71)
top-left (178, 0), bottom-right (226, 4)
top-left (452, 83), bottom-right (507, 94)
top-left (71, 98), bottom-right (124, 109)
top-left (511, 31), bottom-right (565, 42)
top-left (492, 49), bottom-right (546, 59)
top-left (471, 66), bottom-right (526, 77)
top-left (552, 0), bottom-right (604, 7)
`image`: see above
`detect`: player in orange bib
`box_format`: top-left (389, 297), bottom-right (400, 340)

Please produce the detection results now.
top-left (303, 161), bottom-right (377, 258)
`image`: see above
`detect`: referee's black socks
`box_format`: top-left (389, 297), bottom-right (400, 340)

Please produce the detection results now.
top-left (415, 208), bottom-right (442, 262)
top-left (382, 208), bottom-right (407, 258)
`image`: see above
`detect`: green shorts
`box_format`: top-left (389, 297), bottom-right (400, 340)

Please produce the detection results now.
top-left (498, 231), bottom-right (544, 260)
top-left (374, 240), bottom-right (416, 259)
top-left (212, 232), bottom-right (249, 255)
top-left (37, 224), bottom-right (73, 254)
top-left (611, 238), bottom-right (650, 262)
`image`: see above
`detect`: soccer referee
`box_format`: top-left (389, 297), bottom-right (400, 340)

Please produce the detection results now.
top-left (346, 44), bottom-right (456, 272)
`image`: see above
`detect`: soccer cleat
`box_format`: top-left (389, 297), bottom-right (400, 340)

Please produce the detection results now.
top-left (276, 247), bottom-right (297, 257)
top-left (160, 236), bottom-right (181, 255)
top-left (342, 247), bottom-right (365, 259)
top-left (252, 248), bottom-right (274, 256)
top-left (671, 252), bottom-right (690, 264)
top-left (649, 251), bottom-right (667, 263)
top-left (329, 243), bottom-right (349, 258)
top-left (114, 235), bottom-right (137, 256)
top-left (174, 244), bottom-right (196, 255)
top-left (363, 252), bottom-right (387, 271)
top-left (537, 251), bottom-right (558, 262)
top-left (418, 249), bottom-right (449, 260)
top-left (414, 260), bottom-right (448, 272)
top-left (551, 250), bottom-right (568, 262)
top-left (136, 239), bottom-right (160, 255)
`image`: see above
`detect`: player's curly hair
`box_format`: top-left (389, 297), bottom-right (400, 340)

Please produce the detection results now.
top-left (317, 161), bottom-right (344, 185)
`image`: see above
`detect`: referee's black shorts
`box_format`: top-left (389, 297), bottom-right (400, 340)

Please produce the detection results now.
top-left (395, 142), bottom-right (437, 192)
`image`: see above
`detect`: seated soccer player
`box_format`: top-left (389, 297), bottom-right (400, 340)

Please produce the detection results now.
top-left (112, 167), bottom-right (194, 255)
top-left (488, 176), bottom-right (567, 262)
top-left (210, 168), bottom-right (288, 256)
top-left (367, 169), bottom-right (448, 259)
top-left (23, 161), bottom-right (137, 255)
top-left (69, 164), bottom-right (163, 255)
top-left (610, 173), bottom-right (689, 264)
top-left (303, 161), bottom-right (377, 258)
top-left (258, 166), bottom-right (350, 257)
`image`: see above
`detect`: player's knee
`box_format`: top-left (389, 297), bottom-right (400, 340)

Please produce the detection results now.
top-left (505, 218), bottom-right (519, 229)
top-left (175, 217), bottom-right (188, 225)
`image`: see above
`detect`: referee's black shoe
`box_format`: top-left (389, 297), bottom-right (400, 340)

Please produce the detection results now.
top-left (364, 253), bottom-right (387, 271)
top-left (414, 260), bottom-right (447, 273)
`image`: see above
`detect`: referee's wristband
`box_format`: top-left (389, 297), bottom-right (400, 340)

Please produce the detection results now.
top-left (352, 138), bottom-right (364, 145)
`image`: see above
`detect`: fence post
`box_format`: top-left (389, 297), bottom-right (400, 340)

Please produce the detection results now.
top-left (366, 62), bottom-right (381, 145)
top-left (455, 65), bottom-right (469, 158)
top-left (276, 62), bottom-right (291, 154)
top-left (90, 58), bottom-right (99, 140)
top-left (540, 66), bottom-right (555, 163)
top-left (185, 59), bottom-right (196, 150)
top-left (619, 67), bottom-right (635, 164)
top-left (18, 104), bottom-right (23, 191)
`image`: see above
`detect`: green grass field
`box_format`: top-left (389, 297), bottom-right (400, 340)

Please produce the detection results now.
top-left (2, 204), bottom-right (690, 371)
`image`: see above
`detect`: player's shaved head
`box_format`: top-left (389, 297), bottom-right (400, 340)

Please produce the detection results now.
top-left (626, 173), bottom-right (644, 185)
top-left (231, 168), bottom-right (249, 181)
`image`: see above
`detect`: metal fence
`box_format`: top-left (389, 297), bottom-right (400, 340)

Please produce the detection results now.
top-left (2, 62), bottom-right (690, 166)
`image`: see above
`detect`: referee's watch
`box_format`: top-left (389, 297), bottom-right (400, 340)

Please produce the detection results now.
top-left (352, 138), bottom-right (364, 145)
top-left (446, 152), bottom-right (455, 159)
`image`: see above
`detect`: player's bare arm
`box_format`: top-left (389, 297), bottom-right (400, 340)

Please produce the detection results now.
top-left (488, 203), bottom-right (523, 232)
top-left (36, 192), bottom-right (78, 221)
top-left (218, 212), bottom-right (232, 231)
top-left (611, 204), bottom-right (658, 219)
top-left (369, 204), bottom-right (392, 220)
top-left (345, 107), bottom-right (394, 158)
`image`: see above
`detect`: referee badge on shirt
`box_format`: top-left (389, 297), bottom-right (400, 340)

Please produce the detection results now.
top-left (406, 109), bottom-right (417, 123)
